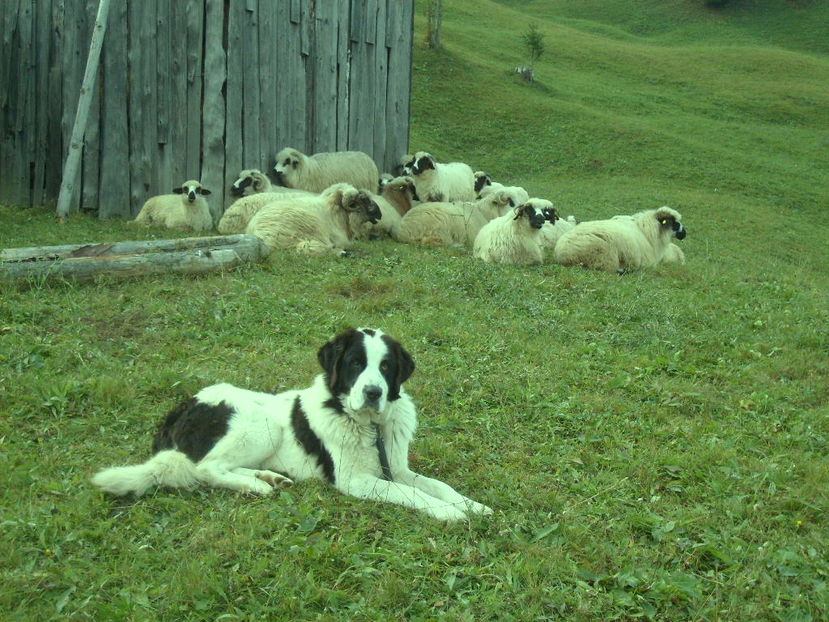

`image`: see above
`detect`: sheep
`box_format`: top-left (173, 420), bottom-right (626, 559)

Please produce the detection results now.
top-left (246, 183), bottom-right (382, 256)
top-left (473, 199), bottom-right (552, 265)
top-left (378, 173), bottom-right (394, 193)
top-left (229, 169), bottom-right (273, 197)
top-left (537, 204), bottom-right (577, 253)
top-left (354, 176), bottom-right (420, 241)
top-left (662, 243), bottom-right (686, 264)
top-left (399, 153), bottom-right (415, 175)
top-left (410, 151), bottom-right (476, 203)
top-left (133, 180), bottom-right (213, 231)
top-left (396, 186), bottom-right (529, 247)
top-left (217, 187), bottom-right (314, 234)
top-left (554, 206), bottom-right (687, 272)
top-left (472, 171), bottom-right (508, 199)
top-left (273, 147), bottom-right (380, 193)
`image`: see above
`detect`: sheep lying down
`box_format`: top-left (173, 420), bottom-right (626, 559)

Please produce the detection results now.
top-left (133, 180), bottom-right (213, 231)
top-left (396, 186), bottom-right (529, 247)
top-left (246, 183), bottom-right (382, 256)
top-left (554, 206), bottom-right (687, 272)
top-left (473, 199), bottom-right (556, 265)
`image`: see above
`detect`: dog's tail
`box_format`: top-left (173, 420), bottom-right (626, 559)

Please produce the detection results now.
top-left (91, 450), bottom-right (201, 496)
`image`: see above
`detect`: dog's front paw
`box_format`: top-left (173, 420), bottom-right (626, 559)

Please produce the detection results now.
top-left (256, 470), bottom-right (294, 488)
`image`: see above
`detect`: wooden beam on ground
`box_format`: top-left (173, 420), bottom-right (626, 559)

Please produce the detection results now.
top-left (1, 234), bottom-right (268, 283)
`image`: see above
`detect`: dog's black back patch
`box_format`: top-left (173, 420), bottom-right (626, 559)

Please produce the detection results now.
top-left (152, 397), bottom-right (233, 463)
top-left (291, 396), bottom-right (335, 483)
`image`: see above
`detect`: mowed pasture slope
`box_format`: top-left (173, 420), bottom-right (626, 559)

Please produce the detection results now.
top-left (1, 0), bottom-right (828, 619)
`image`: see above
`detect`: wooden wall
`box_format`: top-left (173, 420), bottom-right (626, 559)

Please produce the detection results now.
top-left (0, 0), bottom-right (414, 220)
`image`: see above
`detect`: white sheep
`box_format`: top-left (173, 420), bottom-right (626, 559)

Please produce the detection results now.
top-left (473, 199), bottom-right (551, 265)
top-left (217, 187), bottom-right (314, 234)
top-left (410, 151), bottom-right (476, 203)
top-left (473, 171), bottom-right (507, 199)
top-left (663, 243), bottom-right (686, 264)
top-left (554, 206), bottom-right (687, 272)
top-left (396, 186), bottom-right (529, 247)
top-left (246, 183), bottom-right (382, 256)
top-left (538, 205), bottom-right (577, 254)
top-left (229, 169), bottom-right (273, 197)
top-left (273, 147), bottom-right (379, 193)
top-left (355, 176), bottom-right (420, 241)
top-left (399, 153), bottom-right (415, 175)
top-left (133, 180), bottom-right (213, 231)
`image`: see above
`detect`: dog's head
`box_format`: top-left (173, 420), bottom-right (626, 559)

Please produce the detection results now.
top-left (317, 328), bottom-right (415, 415)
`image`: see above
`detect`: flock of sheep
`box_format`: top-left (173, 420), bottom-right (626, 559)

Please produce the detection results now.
top-left (132, 148), bottom-right (687, 272)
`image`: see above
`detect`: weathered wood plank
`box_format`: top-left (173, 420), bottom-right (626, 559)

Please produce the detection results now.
top-left (385, 0), bottom-right (413, 174)
top-left (155, 0), bottom-right (173, 198)
top-left (183, 0), bottom-right (204, 186)
top-left (274, 2), bottom-right (291, 152)
top-left (310, 0), bottom-right (337, 153)
top-left (224, 0), bottom-right (244, 206)
top-left (372, 0), bottom-right (387, 170)
top-left (14, 0), bottom-right (35, 206)
top-left (2, 234), bottom-right (265, 261)
top-left (201, 0), bottom-right (227, 224)
top-left (335, 0), bottom-right (351, 151)
top-left (80, 0), bottom-right (103, 212)
top-left (98, 0), bottom-right (129, 219)
top-left (45, 0), bottom-right (66, 202)
top-left (241, 2), bottom-right (261, 171)
top-left (0, 0), bottom-right (22, 204)
top-left (1, 240), bottom-right (267, 283)
top-left (169, 0), bottom-right (188, 187)
top-left (258, 0), bottom-right (276, 172)
top-left (31, 0), bottom-right (51, 206)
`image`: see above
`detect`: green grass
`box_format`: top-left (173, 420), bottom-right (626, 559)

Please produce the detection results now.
top-left (2, 0), bottom-right (828, 619)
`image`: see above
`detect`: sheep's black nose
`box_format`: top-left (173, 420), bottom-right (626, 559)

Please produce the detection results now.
top-left (363, 385), bottom-right (383, 402)
top-left (187, 192), bottom-right (197, 202)
top-left (230, 185), bottom-right (243, 196)
top-left (675, 228), bottom-right (687, 240)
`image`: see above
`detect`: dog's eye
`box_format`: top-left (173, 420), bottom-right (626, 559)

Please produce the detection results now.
top-left (380, 361), bottom-right (390, 373)
top-left (349, 359), bottom-right (362, 369)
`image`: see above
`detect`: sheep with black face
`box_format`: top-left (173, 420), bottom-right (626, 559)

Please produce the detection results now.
top-left (246, 183), bottom-right (382, 256)
top-left (133, 180), bottom-right (213, 231)
top-left (410, 151), bottom-right (476, 203)
top-left (554, 206), bottom-right (687, 272)
top-left (397, 186), bottom-right (529, 247)
top-left (230, 169), bottom-right (273, 197)
top-left (273, 147), bottom-right (380, 193)
top-left (473, 198), bottom-right (552, 265)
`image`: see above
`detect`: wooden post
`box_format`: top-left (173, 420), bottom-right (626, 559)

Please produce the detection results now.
top-left (55, 0), bottom-right (112, 222)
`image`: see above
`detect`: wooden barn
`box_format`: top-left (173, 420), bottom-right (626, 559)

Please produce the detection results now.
top-left (0, 0), bottom-right (414, 220)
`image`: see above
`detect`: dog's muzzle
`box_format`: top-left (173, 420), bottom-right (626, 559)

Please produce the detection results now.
top-left (362, 385), bottom-right (383, 409)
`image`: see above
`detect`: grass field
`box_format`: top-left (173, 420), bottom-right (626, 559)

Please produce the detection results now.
top-left (2, 0), bottom-right (828, 619)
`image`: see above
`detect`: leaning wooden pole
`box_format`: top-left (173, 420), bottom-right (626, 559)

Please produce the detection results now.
top-left (55, 0), bottom-right (112, 222)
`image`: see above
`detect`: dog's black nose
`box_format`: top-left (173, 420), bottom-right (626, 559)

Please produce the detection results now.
top-left (363, 385), bottom-right (383, 402)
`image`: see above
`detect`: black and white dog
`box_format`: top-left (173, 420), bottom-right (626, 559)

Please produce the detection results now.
top-left (92, 328), bottom-right (492, 521)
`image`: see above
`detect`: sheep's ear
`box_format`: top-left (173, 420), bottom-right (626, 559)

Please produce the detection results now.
top-left (172, 187), bottom-right (185, 194)
top-left (513, 205), bottom-right (525, 220)
top-left (199, 188), bottom-right (211, 196)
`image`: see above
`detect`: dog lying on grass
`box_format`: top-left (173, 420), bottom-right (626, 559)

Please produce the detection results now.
top-left (92, 328), bottom-right (492, 522)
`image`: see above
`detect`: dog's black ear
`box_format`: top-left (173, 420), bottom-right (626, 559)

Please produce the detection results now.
top-left (382, 335), bottom-right (415, 400)
top-left (317, 330), bottom-right (355, 390)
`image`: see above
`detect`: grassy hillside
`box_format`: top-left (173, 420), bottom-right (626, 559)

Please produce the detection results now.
top-left (1, 1), bottom-right (828, 620)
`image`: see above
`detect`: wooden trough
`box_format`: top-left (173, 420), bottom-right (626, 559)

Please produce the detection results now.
top-left (0, 234), bottom-right (268, 283)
